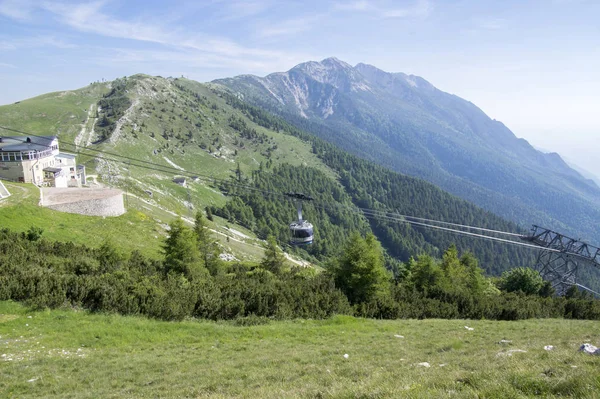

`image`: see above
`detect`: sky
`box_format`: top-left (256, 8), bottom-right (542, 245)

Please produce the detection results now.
top-left (1, 0), bottom-right (599, 176)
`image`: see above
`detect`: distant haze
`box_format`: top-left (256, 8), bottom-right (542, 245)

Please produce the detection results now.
top-left (0, 0), bottom-right (598, 175)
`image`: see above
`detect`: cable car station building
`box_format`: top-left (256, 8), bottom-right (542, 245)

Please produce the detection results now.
top-left (0, 135), bottom-right (86, 187)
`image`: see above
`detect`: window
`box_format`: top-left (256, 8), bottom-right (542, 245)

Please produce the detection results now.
top-left (293, 228), bottom-right (313, 238)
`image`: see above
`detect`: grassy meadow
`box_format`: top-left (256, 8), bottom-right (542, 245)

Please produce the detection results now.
top-left (1, 300), bottom-right (599, 398)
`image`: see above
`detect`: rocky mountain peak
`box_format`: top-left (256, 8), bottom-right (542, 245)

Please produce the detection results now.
top-left (321, 57), bottom-right (353, 69)
top-left (289, 57), bottom-right (370, 93)
top-left (354, 62), bottom-right (393, 85)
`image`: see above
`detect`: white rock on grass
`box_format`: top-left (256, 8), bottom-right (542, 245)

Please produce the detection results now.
top-left (343, 354), bottom-right (349, 359)
top-left (498, 339), bottom-right (513, 344)
top-left (579, 343), bottom-right (600, 355)
top-left (394, 334), bottom-right (404, 338)
top-left (544, 345), bottom-right (555, 351)
top-left (464, 326), bottom-right (474, 331)
top-left (417, 362), bottom-right (431, 368)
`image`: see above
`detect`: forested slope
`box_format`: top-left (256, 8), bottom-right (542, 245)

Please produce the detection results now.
top-left (214, 58), bottom-right (600, 244)
top-left (208, 87), bottom-right (537, 276)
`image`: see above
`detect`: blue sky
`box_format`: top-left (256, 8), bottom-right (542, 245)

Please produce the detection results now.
top-left (1, 0), bottom-right (599, 176)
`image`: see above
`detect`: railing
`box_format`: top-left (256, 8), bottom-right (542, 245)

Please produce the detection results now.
top-left (0, 149), bottom-right (57, 162)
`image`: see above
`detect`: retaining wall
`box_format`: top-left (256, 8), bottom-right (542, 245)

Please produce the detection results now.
top-left (42, 188), bottom-right (125, 217)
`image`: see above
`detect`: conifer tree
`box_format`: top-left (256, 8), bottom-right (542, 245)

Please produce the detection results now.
top-left (332, 232), bottom-right (390, 304)
top-left (193, 211), bottom-right (222, 276)
top-left (261, 235), bottom-right (286, 274)
top-left (163, 218), bottom-right (204, 279)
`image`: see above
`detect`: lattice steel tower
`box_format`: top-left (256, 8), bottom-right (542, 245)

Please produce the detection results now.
top-left (521, 225), bottom-right (600, 295)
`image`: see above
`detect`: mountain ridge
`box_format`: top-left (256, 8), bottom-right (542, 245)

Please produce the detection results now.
top-left (213, 58), bottom-right (600, 243)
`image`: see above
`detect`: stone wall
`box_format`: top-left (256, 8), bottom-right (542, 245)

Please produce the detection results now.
top-left (42, 188), bottom-right (125, 217)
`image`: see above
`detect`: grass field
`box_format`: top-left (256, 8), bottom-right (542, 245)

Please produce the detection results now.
top-left (1, 301), bottom-right (599, 398)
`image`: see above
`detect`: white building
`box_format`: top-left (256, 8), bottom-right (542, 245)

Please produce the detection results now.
top-left (0, 136), bottom-right (85, 187)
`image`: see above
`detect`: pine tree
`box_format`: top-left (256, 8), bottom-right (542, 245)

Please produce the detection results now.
top-left (235, 162), bottom-right (242, 182)
top-left (332, 232), bottom-right (390, 304)
top-left (163, 218), bottom-right (205, 279)
top-left (193, 211), bottom-right (222, 276)
top-left (260, 235), bottom-right (286, 274)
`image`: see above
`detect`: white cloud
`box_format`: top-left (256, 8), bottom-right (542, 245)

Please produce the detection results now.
top-left (334, 1), bottom-right (372, 11)
top-left (382, 0), bottom-right (433, 19)
top-left (41, 1), bottom-right (174, 44)
top-left (4, 1), bottom-right (314, 76)
top-left (0, 35), bottom-right (76, 51)
top-left (335, 0), bottom-right (433, 19)
top-left (473, 17), bottom-right (508, 30)
top-left (218, 0), bottom-right (273, 21)
top-left (0, 0), bottom-right (35, 20)
top-left (37, 1), bottom-right (298, 61)
top-left (256, 14), bottom-right (325, 38)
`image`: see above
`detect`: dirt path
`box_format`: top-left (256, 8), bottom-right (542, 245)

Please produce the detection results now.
top-left (74, 104), bottom-right (98, 148)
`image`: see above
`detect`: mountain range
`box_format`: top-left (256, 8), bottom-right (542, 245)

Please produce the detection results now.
top-left (214, 57), bottom-right (600, 243)
top-left (1, 60), bottom-right (599, 286)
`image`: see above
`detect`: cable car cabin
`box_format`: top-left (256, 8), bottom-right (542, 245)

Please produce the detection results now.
top-left (290, 220), bottom-right (314, 245)
top-left (287, 192), bottom-right (314, 245)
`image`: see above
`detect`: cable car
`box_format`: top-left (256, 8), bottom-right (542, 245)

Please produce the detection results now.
top-left (290, 220), bottom-right (314, 245)
top-left (286, 192), bottom-right (314, 246)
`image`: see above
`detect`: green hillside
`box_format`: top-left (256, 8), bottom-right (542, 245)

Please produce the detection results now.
top-left (0, 82), bottom-right (110, 145)
top-left (0, 181), bottom-right (269, 263)
top-left (0, 74), bottom-right (550, 276)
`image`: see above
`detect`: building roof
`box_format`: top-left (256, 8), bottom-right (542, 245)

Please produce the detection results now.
top-left (43, 167), bottom-right (62, 174)
top-left (56, 152), bottom-right (76, 159)
top-left (0, 136), bottom-right (57, 152)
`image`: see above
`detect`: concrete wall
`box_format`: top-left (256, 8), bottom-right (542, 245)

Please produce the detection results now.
top-left (0, 156), bottom-right (56, 184)
top-left (54, 174), bottom-right (68, 188)
top-left (0, 162), bottom-right (22, 182)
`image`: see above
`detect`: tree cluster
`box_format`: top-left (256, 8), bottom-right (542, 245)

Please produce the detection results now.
top-left (1, 225), bottom-right (599, 322)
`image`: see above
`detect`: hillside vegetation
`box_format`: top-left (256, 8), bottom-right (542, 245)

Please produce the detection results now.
top-left (2, 224), bottom-right (599, 322)
top-left (0, 73), bottom-right (583, 279)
